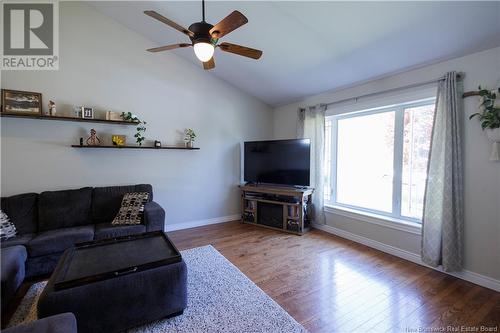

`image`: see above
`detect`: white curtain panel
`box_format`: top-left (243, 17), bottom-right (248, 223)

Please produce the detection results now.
top-left (421, 71), bottom-right (464, 272)
top-left (297, 104), bottom-right (327, 225)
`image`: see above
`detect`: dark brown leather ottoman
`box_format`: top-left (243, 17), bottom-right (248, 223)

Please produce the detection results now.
top-left (37, 232), bottom-right (187, 333)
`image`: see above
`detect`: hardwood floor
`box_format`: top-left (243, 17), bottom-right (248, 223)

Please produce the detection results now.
top-left (169, 221), bottom-right (500, 333)
top-left (3, 221), bottom-right (498, 332)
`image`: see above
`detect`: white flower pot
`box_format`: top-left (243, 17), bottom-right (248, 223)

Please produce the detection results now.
top-left (485, 128), bottom-right (500, 161)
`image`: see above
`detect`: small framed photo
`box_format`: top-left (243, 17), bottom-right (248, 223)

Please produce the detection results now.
top-left (1, 89), bottom-right (42, 116)
top-left (81, 107), bottom-right (94, 119)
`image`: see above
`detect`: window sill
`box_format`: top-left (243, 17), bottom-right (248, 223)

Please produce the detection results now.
top-left (324, 205), bottom-right (422, 235)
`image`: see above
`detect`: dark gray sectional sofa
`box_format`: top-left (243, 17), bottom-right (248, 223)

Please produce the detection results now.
top-left (1, 184), bottom-right (165, 312)
top-left (3, 313), bottom-right (77, 333)
top-left (1, 246), bottom-right (27, 311)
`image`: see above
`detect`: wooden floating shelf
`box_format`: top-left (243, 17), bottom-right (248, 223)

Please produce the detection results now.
top-left (71, 145), bottom-right (199, 150)
top-left (1, 113), bottom-right (139, 126)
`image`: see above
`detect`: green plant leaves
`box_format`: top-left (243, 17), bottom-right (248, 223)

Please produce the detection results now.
top-left (470, 87), bottom-right (500, 130)
top-left (121, 112), bottom-right (147, 144)
top-left (185, 128), bottom-right (196, 142)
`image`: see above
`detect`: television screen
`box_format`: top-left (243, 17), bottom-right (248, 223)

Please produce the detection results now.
top-left (244, 139), bottom-right (311, 186)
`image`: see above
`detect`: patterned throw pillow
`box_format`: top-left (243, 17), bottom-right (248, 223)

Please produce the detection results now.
top-left (112, 192), bottom-right (149, 225)
top-left (0, 210), bottom-right (17, 240)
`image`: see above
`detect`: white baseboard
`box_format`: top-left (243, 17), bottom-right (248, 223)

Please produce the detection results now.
top-left (165, 214), bottom-right (240, 232)
top-left (312, 223), bottom-right (500, 292)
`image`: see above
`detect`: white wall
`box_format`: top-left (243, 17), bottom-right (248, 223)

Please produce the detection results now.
top-left (273, 47), bottom-right (500, 282)
top-left (0, 2), bottom-right (273, 228)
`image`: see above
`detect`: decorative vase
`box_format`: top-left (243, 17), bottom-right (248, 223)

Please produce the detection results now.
top-left (485, 128), bottom-right (500, 161)
top-left (185, 141), bottom-right (194, 148)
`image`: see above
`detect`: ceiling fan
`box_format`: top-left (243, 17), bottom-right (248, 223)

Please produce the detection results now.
top-left (144, 0), bottom-right (263, 70)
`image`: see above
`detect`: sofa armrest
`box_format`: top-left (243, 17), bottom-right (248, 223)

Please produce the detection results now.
top-left (144, 201), bottom-right (165, 232)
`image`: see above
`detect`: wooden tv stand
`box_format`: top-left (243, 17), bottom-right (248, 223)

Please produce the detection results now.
top-left (239, 184), bottom-right (314, 235)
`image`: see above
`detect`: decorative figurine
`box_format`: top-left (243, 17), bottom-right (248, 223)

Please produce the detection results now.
top-left (154, 140), bottom-right (161, 148)
top-left (48, 100), bottom-right (56, 116)
top-left (112, 135), bottom-right (126, 146)
top-left (86, 129), bottom-right (101, 146)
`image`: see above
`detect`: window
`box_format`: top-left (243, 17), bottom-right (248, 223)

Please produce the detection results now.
top-left (325, 98), bottom-right (435, 223)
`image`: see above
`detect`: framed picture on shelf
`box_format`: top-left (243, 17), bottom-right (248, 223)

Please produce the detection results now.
top-left (106, 111), bottom-right (123, 121)
top-left (81, 107), bottom-right (94, 119)
top-left (1, 89), bottom-right (42, 116)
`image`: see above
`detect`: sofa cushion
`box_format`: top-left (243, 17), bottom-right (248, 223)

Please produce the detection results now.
top-left (1, 193), bottom-right (38, 234)
top-left (1, 210), bottom-right (18, 240)
top-left (1, 245), bottom-right (27, 310)
top-left (94, 223), bottom-right (146, 240)
top-left (1, 245), bottom-right (27, 281)
top-left (1, 233), bottom-right (35, 249)
top-left (92, 184), bottom-right (152, 223)
top-left (28, 225), bottom-right (94, 257)
top-left (26, 252), bottom-right (64, 279)
top-left (38, 187), bottom-right (92, 232)
top-left (112, 192), bottom-right (149, 225)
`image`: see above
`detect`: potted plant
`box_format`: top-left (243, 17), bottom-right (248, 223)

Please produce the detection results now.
top-left (121, 112), bottom-right (147, 146)
top-left (184, 128), bottom-right (196, 148)
top-left (469, 86), bottom-right (500, 160)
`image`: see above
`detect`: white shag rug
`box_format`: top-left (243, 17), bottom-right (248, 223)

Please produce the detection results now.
top-left (8, 245), bottom-right (305, 333)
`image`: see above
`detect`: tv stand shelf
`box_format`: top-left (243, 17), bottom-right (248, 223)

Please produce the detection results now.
top-left (239, 184), bottom-right (314, 235)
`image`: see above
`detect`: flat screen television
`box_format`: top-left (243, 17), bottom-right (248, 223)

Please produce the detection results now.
top-left (244, 139), bottom-right (311, 187)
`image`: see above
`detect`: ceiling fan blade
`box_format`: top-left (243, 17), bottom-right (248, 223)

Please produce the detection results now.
top-left (209, 11), bottom-right (248, 39)
top-left (144, 10), bottom-right (194, 37)
top-left (147, 43), bottom-right (192, 52)
top-left (218, 42), bottom-right (262, 60)
top-left (203, 57), bottom-right (215, 70)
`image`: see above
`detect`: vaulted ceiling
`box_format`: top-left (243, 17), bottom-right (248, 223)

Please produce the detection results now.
top-left (91, 1), bottom-right (500, 106)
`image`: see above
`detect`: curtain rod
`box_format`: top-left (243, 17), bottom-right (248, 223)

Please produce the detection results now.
top-left (325, 73), bottom-right (463, 108)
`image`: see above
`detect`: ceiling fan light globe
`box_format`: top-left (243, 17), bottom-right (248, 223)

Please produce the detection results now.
top-left (193, 42), bottom-right (214, 62)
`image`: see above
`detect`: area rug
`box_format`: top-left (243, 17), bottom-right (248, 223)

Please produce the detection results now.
top-left (8, 245), bottom-right (305, 333)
